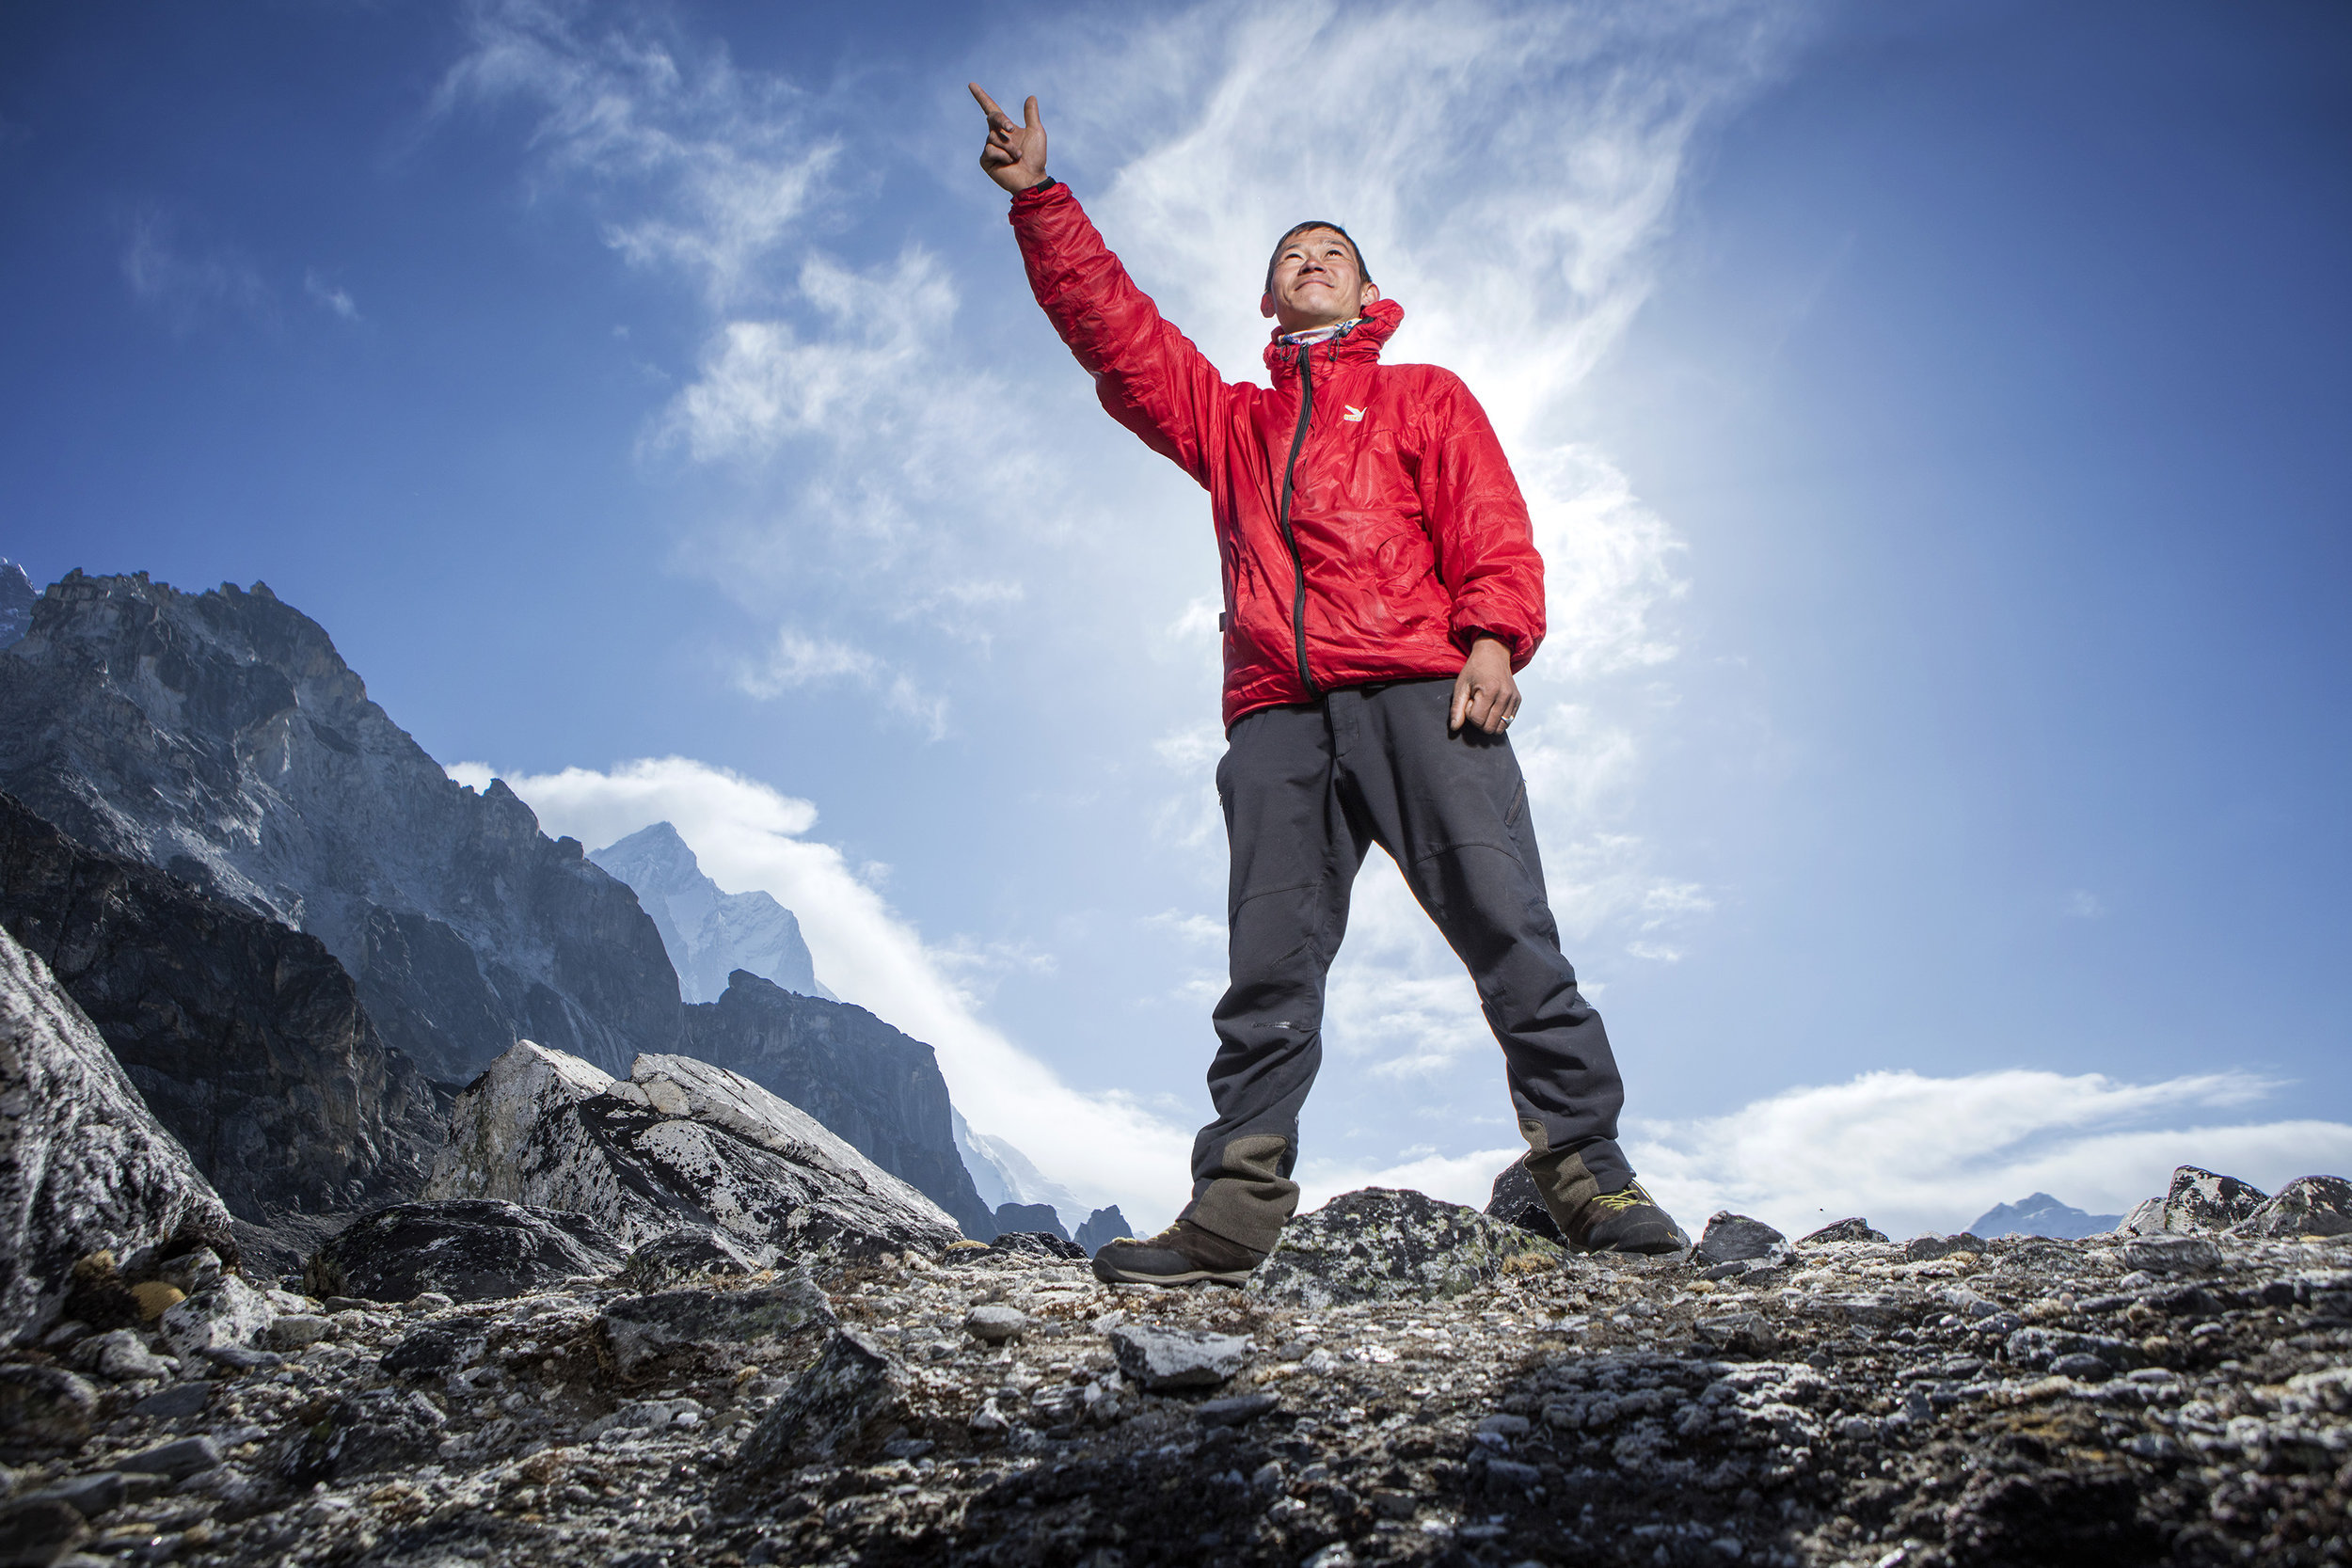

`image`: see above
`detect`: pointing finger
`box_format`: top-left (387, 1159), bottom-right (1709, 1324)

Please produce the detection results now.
top-left (969, 83), bottom-right (1009, 125)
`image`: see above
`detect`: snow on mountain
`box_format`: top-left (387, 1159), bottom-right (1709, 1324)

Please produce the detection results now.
top-left (589, 821), bottom-right (833, 1004)
top-left (954, 1106), bottom-right (1094, 1236)
top-left (1966, 1191), bottom-right (2124, 1239)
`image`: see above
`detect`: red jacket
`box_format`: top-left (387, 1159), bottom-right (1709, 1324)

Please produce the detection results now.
top-left (1009, 182), bottom-right (1547, 728)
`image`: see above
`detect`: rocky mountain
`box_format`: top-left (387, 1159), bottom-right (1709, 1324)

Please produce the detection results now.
top-left (1968, 1191), bottom-right (2123, 1240)
top-left (0, 793), bottom-right (437, 1260)
top-left (956, 1109), bottom-right (1086, 1236)
top-left (588, 821), bottom-right (829, 1003)
top-left (0, 924), bottom-right (230, 1344)
top-left (0, 562), bottom-right (33, 651)
top-left (681, 972), bottom-right (995, 1240)
top-left (1073, 1206), bottom-right (1136, 1254)
top-left (5, 1171), bottom-right (2348, 1568)
top-left (0, 572), bottom-right (683, 1083)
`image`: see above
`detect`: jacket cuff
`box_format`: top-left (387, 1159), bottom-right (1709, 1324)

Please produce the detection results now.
top-left (1010, 177), bottom-right (1065, 206)
top-left (1450, 610), bottom-right (1534, 669)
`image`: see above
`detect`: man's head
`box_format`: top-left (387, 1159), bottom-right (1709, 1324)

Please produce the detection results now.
top-left (1262, 220), bottom-right (1378, 333)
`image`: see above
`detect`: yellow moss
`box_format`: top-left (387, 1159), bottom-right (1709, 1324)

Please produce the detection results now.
top-left (130, 1281), bottom-right (185, 1320)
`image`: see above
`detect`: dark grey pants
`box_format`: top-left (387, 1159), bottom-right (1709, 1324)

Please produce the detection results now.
top-left (1181, 677), bottom-right (1635, 1254)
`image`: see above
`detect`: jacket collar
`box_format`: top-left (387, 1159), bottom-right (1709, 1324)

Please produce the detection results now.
top-left (1265, 297), bottom-right (1403, 382)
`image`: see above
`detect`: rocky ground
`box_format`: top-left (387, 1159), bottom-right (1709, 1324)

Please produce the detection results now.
top-left (4, 1195), bottom-right (2348, 1568)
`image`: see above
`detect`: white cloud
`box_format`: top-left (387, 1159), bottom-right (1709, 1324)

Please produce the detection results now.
top-left (1297, 1144), bottom-right (1525, 1214)
top-left (1627, 1067), bottom-right (2352, 1242)
top-left (119, 210), bottom-right (268, 331)
top-left (434, 0), bottom-right (834, 307)
top-left (733, 628), bottom-right (949, 739)
top-left (304, 269), bottom-right (359, 321)
top-left (2067, 890), bottom-right (2108, 919)
top-left (445, 755), bottom-right (1194, 1228)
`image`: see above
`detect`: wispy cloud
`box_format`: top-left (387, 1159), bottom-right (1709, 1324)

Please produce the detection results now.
top-left (119, 209), bottom-right (269, 333)
top-left (734, 627), bottom-right (948, 739)
top-left (446, 755), bottom-right (1194, 1226)
top-left (304, 269), bottom-right (359, 321)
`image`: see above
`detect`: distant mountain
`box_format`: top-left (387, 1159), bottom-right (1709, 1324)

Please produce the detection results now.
top-left (680, 970), bottom-right (997, 1239)
top-left (1967, 1192), bottom-right (2122, 1240)
top-left (0, 562), bottom-right (33, 650)
top-left (0, 572), bottom-right (684, 1083)
top-left (1073, 1206), bottom-right (1134, 1254)
top-left (955, 1109), bottom-right (1088, 1236)
top-left (589, 822), bottom-right (832, 1003)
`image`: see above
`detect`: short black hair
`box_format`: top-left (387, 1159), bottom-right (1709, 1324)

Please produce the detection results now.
top-left (1265, 220), bottom-right (1371, 293)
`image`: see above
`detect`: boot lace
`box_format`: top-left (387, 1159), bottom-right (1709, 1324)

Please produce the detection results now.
top-left (1589, 1181), bottom-right (1656, 1214)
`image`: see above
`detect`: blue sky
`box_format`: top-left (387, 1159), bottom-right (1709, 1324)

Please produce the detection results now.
top-left (6, 0), bottom-right (2347, 1237)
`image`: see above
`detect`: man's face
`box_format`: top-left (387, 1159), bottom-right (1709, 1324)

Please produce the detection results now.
top-left (1263, 228), bottom-right (1379, 333)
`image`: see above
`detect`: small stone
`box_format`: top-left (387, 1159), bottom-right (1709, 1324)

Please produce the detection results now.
top-left (1248, 1188), bottom-right (1563, 1307)
top-left (1108, 1324), bottom-right (1251, 1391)
top-left (130, 1384), bottom-right (211, 1420)
top-left (378, 1325), bottom-right (485, 1382)
top-left (119, 1436), bottom-right (221, 1481)
top-left (157, 1276), bottom-right (273, 1360)
top-left (0, 1367), bottom-right (99, 1449)
top-left (1483, 1458), bottom-right (1541, 1495)
top-left (1196, 1393), bottom-right (1278, 1428)
top-left (0, 1497), bottom-right (87, 1565)
top-left (281, 1389), bottom-right (447, 1484)
top-left (28, 1469), bottom-right (124, 1520)
top-left (405, 1291), bottom-right (453, 1313)
top-left (1475, 1413), bottom-right (1532, 1438)
top-left (734, 1329), bottom-right (910, 1470)
top-left (268, 1315), bottom-right (332, 1351)
top-left (1694, 1213), bottom-right (1786, 1267)
top-left (967, 1399), bottom-right (1009, 1434)
top-left (2121, 1236), bottom-right (2222, 1275)
top-left (2049, 1354), bottom-right (2111, 1382)
top-left (84, 1330), bottom-right (172, 1383)
top-left (1693, 1314), bottom-right (1782, 1356)
top-left (963, 1306), bottom-right (1028, 1345)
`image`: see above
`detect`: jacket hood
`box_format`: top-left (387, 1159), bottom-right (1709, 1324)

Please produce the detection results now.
top-left (1264, 297), bottom-right (1404, 381)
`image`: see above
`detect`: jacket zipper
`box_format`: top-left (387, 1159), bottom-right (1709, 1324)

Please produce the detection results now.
top-left (1277, 342), bottom-right (1320, 699)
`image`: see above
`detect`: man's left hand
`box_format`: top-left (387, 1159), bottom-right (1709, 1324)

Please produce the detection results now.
top-left (1449, 636), bottom-right (1521, 736)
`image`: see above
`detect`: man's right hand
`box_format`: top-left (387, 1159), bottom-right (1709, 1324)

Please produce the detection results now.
top-left (969, 84), bottom-right (1049, 193)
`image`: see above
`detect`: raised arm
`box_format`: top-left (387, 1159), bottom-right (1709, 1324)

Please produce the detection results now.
top-left (969, 85), bottom-right (1232, 483)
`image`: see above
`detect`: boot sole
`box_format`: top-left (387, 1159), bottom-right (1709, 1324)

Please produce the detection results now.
top-left (1089, 1260), bottom-right (1253, 1288)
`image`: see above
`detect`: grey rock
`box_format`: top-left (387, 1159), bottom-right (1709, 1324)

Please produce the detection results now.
top-left (280, 1388), bottom-right (446, 1483)
top-left (622, 1227), bottom-right (776, 1292)
top-left (0, 1497), bottom-right (86, 1567)
top-left (268, 1314), bottom-right (332, 1350)
top-left (129, 1384), bottom-right (210, 1420)
top-left (1694, 1212), bottom-right (1786, 1266)
top-left (83, 1330), bottom-right (171, 1383)
top-left (0, 1367), bottom-right (98, 1452)
top-left (2126, 1165), bottom-right (2269, 1236)
top-left (993, 1202), bottom-right (1070, 1243)
top-left (424, 1042), bottom-right (961, 1262)
top-left (2048, 1353), bottom-right (2112, 1382)
top-left (962, 1305), bottom-right (1027, 1345)
top-left (2229, 1175), bottom-right (2352, 1239)
top-left (378, 1325), bottom-right (485, 1382)
top-left (598, 1271), bottom-right (836, 1376)
top-left (2003, 1326), bottom-right (2140, 1373)
top-left (0, 926), bottom-right (231, 1345)
top-left (199, 1343), bottom-right (281, 1371)
top-left (1795, 1218), bottom-right (1887, 1245)
top-left (1073, 1207), bottom-right (1134, 1255)
top-left (1483, 1457), bottom-right (1541, 1495)
top-left (0, 571), bottom-right (684, 1084)
top-left (1692, 1314), bottom-right (1782, 1356)
top-left (157, 1275), bottom-right (273, 1360)
top-left (1248, 1187), bottom-right (1564, 1308)
top-left (1483, 1157), bottom-right (1564, 1243)
top-left (25, 1469), bottom-right (123, 1520)
top-left (988, 1229), bottom-right (1084, 1260)
top-left (119, 1435), bottom-right (220, 1481)
top-left (0, 564), bottom-right (33, 653)
top-left (305, 1198), bottom-right (626, 1304)
top-left (676, 972), bottom-right (999, 1241)
top-left (0, 793), bottom-right (437, 1231)
top-left (1940, 1465), bottom-right (2158, 1565)
top-left (1108, 1323), bottom-right (1250, 1391)
top-left (734, 1329), bottom-right (910, 1470)
top-left (1903, 1233), bottom-right (1987, 1262)
top-left (1965, 1193), bottom-right (2122, 1239)
top-left (1197, 1393), bottom-right (1279, 1428)
top-left (2122, 1235), bottom-right (2223, 1275)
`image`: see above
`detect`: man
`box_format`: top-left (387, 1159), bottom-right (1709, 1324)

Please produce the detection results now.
top-left (971, 86), bottom-right (1688, 1285)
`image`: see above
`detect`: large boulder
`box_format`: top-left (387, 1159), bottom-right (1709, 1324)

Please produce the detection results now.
top-left (679, 970), bottom-right (998, 1238)
top-left (305, 1198), bottom-right (626, 1303)
top-left (424, 1041), bottom-right (961, 1261)
top-left (2121, 1166), bottom-right (2269, 1236)
top-left (1248, 1187), bottom-right (1565, 1308)
top-left (0, 926), bottom-right (231, 1344)
top-left (1485, 1157), bottom-right (1564, 1243)
top-left (2229, 1176), bottom-right (2352, 1240)
top-left (0, 571), bottom-right (684, 1082)
top-left (0, 792), bottom-right (438, 1243)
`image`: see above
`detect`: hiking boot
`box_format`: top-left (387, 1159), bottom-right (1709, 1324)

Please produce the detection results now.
top-left (1089, 1219), bottom-right (1264, 1287)
top-left (1563, 1180), bottom-right (1689, 1256)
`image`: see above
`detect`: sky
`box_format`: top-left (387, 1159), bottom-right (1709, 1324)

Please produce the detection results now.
top-left (5, 0), bottom-right (2348, 1241)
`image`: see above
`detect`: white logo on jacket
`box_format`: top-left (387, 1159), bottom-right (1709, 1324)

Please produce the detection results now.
top-left (1343, 404), bottom-right (1366, 422)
